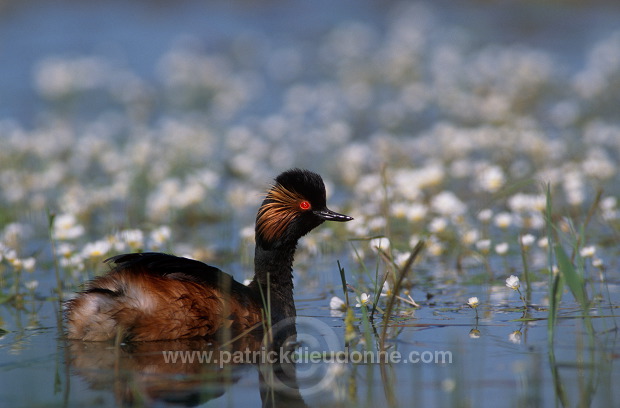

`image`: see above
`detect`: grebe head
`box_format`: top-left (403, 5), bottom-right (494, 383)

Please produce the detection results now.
top-left (256, 169), bottom-right (352, 249)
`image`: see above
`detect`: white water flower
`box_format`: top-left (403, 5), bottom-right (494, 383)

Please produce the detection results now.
top-left (390, 202), bottom-right (409, 218)
top-left (579, 245), bottom-right (596, 258)
top-left (380, 281), bottom-right (393, 297)
top-left (393, 251), bottom-right (410, 268)
top-left (475, 239), bottom-right (491, 254)
top-left (520, 234), bottom-right (536, 248)
top-left (406, 203), bottom-right (428, 222)
top-left (431, 191), bottom-right (466, 216)
top-left (467, 297), bottom-right (479, 308)
top-left (22, 257), bottom-right (36, 272)
top-left (330, 296), bottom-right (346, 310)
top-left (600, 196), bottom-right (617, 212)
top-left (495, 242), bottom-right (509, 255)
top-left (4, 249), bottom-right (17, 264)
top-left (240, 226), bottom-right (255, 241)
top-left (429, 217), bottom-right (448, 233)
top-left (60, 254), bottom-right (85, 272)
top-left (442, 378), bottom-right (457, 392)
top-left (368, 237), bottom-right (390, 253)
top-left (53, 214), bottom-right (85, 240)
top-left (121, 229), bottom-right (144, 250)
top-left (355, 293), bottom-right (371, 307)
top-left (477, 165), bottom-right (505, 193)
top-left (427, 239), bottom-right (445, 256)
top-left (494, 212), bottom-right (513, 229)
top-left (477, 208), bottom-right (493, 223)
top-left (469, 329), bottom-right (481, 339)
top-left (505, 275), bottom-right (520, 290)
top-left (367, 217), bottom-right (387, 231)
top-left (462, 229), bottom-right (479, 245)
top-left (507, 193), bottom-right (547, 213)
top-left (10, 258), bottom-right (23, 269)
top-left (537, 237), bottom-right (549, 249)
top-left (150, 226), bottom-right (171, 248)
top-left (508, 330), bottom-right (522, 344)
top-left (24, 280), bottom-right (39, 291)
top-left (82, 240), bottom-right (111, 258)
top-left (57, 243), bottom-right (75, 258)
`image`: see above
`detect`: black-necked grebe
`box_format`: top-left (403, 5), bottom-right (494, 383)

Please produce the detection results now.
top-left (64, 169), bottom-right (353, 341)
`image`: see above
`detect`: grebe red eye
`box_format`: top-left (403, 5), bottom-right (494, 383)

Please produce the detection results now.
top-left (299, 200), bottom-right (311, 210)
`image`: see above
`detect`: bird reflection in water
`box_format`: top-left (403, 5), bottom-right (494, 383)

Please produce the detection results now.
top-left (65, 323), bottom-right (309, 407)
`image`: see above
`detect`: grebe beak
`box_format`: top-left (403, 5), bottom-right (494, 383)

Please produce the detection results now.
top-left (315, 208), bottom-right (353, 222)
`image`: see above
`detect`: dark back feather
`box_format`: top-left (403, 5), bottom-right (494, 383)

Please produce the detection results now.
top-left (104, 252), bottom-right (255, 305)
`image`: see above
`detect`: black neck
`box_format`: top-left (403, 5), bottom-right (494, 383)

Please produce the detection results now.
top-left (250, 242), bottom-right (298, 321)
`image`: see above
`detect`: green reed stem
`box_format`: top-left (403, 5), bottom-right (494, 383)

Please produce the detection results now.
top-left (516, 287), bottom-right (528, 309)
top-left (545, 184), bottom-right (560, 346)
top-left (379, 240), bottom-right (425, 352)
top-left (518, 234), bottom-right (531, 304)
top-left (337, 260), bottom-right (350, 307)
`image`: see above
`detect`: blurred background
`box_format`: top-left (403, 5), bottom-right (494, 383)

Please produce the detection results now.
top-left (1, 0), bottom-right (619, 232)
top-left (3, 0), bottom-right (620, 124)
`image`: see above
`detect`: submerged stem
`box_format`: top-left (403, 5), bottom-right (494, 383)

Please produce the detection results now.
top-left (516, 287), bottom-right (528, 309)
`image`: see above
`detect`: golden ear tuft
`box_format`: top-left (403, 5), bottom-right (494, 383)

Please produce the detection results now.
top-left (256, 184), bottom-right (307, 242)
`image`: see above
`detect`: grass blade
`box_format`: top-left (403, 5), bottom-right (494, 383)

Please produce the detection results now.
top-left (337, 260), bottom-right (349, 307)
top-left (554, 244), bottom-right (587, 308)
top-left (379, 239), bottom-right (425, 351)
top-left (544, 183), bottom-right (559, 345)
